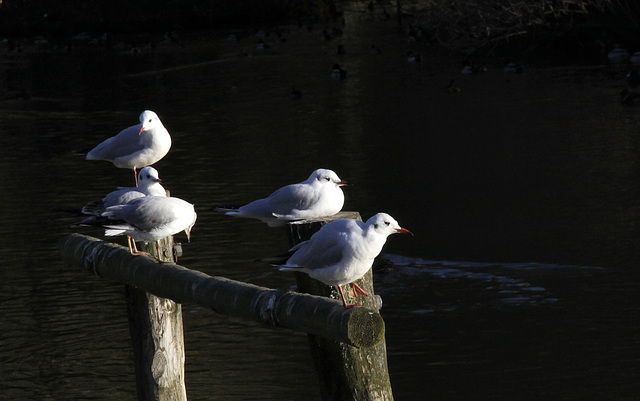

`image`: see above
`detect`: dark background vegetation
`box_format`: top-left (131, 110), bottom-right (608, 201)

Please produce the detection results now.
top-left (1, 0), bottom-right (640, 61)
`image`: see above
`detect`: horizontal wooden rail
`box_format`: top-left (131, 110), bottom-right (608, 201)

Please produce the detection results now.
top-left (58, 233), bottom-right (384, 348)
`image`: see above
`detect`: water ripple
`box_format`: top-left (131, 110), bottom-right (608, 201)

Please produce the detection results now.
top-left (378, 254), bottom-right (603, 310)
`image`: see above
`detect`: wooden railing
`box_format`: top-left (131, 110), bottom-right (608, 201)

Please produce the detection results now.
top-left (58, 211), bottom-right (393, 401)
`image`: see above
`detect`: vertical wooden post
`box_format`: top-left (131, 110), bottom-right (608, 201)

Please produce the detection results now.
top-left (287, 212), bottom-right (394, 401)
top-left (125, 235), bottom-right (187, 401)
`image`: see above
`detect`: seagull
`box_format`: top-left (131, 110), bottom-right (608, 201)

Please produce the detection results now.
top-left (277, 213), bottom-right (412, 308)
top-left (101, 196), bottom-right (197, 257)
top-left (81, 166), bottom-right (167, 217)
top-left (331, 64), bottom-right (347, 80)
top-left (407, 51), bottom-right (421, 63)
top-left (608, 45), bottom-right (629, 64)
top-left (86, 110), bottom-right (172, 185)
top-left (218, 168), bottom-right (347, 227)
top-left (503, 59), bottom-right (523, 74)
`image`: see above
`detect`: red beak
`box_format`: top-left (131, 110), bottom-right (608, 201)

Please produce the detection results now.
top-left (396, 227), bottom-right (413, 236)
top-left (139, 126), bottom-right (145, 135)
top-left (338, 180), bottom-right (348, 186)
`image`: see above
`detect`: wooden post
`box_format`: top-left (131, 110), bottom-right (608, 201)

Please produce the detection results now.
top-left (57, 233), bottom-right (384, 348)
top-left (287, 211), bottom-right (395, 401)
top-left (125, 236), bottom-right (187, 401)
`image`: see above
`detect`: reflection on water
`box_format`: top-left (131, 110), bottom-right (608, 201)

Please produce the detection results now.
top-left (381, 255), bottom-right (598, 308)
top-left (375, 256), bottom-right (639, 401)
top-left (2, 5), bottom-right (640, 400)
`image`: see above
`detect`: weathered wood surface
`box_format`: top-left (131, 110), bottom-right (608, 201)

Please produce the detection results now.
top-left (57, 233), bottom-right (384, 348)
top-left (287, 211), bottom-right (395, 401)
top-left (125, 236), bottom-right (187, 401)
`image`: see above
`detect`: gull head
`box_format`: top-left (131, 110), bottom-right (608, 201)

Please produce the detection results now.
top-left (311, 168), bottom-right (347, 187)
top-left (138, 110), bottom-right (160, 134)
top-left (367, 213), bottom-right (413, 237)
top-left (137, 166), bottom-right (162, 185)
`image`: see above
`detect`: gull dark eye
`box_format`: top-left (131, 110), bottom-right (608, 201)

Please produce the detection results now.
top-left (384, 221), bottom-right (390, 226)
top-left (148, 119), bottom-right (152, 123)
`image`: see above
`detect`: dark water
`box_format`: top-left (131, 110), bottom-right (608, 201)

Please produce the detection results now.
top-left (2, 6), bottom-right (640, 400)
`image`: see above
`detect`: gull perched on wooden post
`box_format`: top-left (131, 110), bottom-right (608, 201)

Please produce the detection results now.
top-left (86, 110), bottom-right (172, 185)
top-left (81, 166), bottom-right (167, 217)
top-left (278, 213), bottom-right (412, 308)
top-left (101, 196), bottom-right (197, 257)
top-left (217, 168), bottom-right (347, 227)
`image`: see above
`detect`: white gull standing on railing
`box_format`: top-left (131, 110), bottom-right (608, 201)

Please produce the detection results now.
top-left (277, 213), bottom-right (412, 308)
top-left (86, 110), bottom-right (172, 185)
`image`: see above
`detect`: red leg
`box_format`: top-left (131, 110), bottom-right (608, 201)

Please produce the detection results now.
top-left (350, 282), bottom-right (369, 296)
top-left (133, 167), bottom-right (138, 186)
top-left (337, 285), bottom-right (349, 308)
top-left (337, 285), bottom-right (361, 309)
top-left (128, 236), bottom-right (147, 256)
top-left (127, 236), bottom-right (135, 254)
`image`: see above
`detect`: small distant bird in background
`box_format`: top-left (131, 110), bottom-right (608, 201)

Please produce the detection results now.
top-left (86, 110), bottom-right (172, 186)
top-left (277, 213), bottom-right (413, 308)
top-left (407, 51), bottom-right (421, 63)
top-left (503, 59), bottom-right (523, 74)
top-left (446, 79), bottom-right (461, 93)
top-left (256, 39), bottom-right (269, 50)
top-left (461, 59), bottom-right (484, 75)
top-left (608, 45), bottom-right (629, 64)
top-left (331, 64), bottom-right (347, 80)
top-left (620, 89), bottom-right (640, 106)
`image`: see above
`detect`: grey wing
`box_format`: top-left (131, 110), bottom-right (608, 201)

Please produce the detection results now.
top-left (286, 231), bottom-right (347, 269)
top-left (267, 184), bottom-right (316, 214)
top-left (87, 124), bottom-right (144, 160)
top-left (102, 188), bottom-right (145, 208)
top-left (124, 197), bottom-right (183, 230)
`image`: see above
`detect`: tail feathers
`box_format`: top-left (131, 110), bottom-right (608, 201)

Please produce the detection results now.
top-left (255, 253), bottom-right (291, 264)
top-left (214, 205), bottom-right (241, 213)
top-left (104, 225), bottom-right (131, 236)
top-left (72, 147), bottom-right (92, 157)
top-left (272, 212), bottom-right (294, 219)
top-left (101, 205), bottom-right (125, 219)
top-left (81, 200), bottom-right (105, 216)
top-left (278, 265), bottom-right (305, 273)
top-left (72, 215), bottom-right (107, 228)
